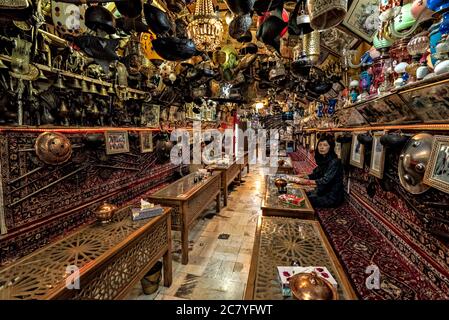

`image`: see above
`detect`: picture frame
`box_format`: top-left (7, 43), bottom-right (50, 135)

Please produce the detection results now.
top-left (105, 131), bottom-right (129, 155)
top-left (350, 133), bottom-right (365, 169)
top-left (423, 135), bottom-right (449, 194)
top-left (369, 131), bottom-right (386, 178)
top-left (140, 132), bottom-right (153, 153)
top-left (141, 104), bottom-right (160, 128)
top-left (334, 133), bottom-right (342, 159)
top-left (343, 0), bottom-right (380, 43)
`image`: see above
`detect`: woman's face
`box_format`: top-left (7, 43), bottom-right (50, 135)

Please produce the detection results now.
top-left (318, 141), bottom-right (330, 155)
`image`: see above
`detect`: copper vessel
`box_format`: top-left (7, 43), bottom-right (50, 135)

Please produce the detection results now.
top-left (274, 177), bottom-right (288, 193)
top-left (94, 202), bottom-right (118, 223)
top-left (34, 132), bottom-right (72, 165)
top-left (278, 159), bottom-right (286, 166)
top-left (289, 271), bottom-right (338, 300)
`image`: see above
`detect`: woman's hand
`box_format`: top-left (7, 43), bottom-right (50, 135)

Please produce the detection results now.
top-left (292, 178), bottom-right (316, 186)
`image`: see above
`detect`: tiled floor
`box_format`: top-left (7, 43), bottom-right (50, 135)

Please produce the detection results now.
top-left (126, 164), bottom-right (277, 300)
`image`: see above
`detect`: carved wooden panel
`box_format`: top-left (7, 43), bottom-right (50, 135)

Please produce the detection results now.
top-left (0, 208), bottom-right (170, 300)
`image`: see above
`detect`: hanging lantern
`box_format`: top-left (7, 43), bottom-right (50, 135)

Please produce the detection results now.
top-left (308, 0), bottom-right (347, 30)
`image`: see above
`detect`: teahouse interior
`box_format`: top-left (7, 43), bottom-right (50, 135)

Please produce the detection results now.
top-left (1, 0), bottom-right (449, 300)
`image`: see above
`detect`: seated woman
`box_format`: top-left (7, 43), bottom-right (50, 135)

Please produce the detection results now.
top-left (298, 135), bottom-right (344, 208)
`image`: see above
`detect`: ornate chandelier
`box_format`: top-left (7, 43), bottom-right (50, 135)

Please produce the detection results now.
top-left (187, 0), bottom-right (224, 52)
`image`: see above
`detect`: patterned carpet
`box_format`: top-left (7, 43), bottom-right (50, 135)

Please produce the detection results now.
top-left (317, 204), bottom-right (447, 300)
top-left (290, 149), bottom-right (448, 300)
top-left (289, 150), bottom-right (316, 175)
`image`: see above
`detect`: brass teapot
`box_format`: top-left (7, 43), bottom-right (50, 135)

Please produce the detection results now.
top-left (94, 202), bottom-right (118, 223)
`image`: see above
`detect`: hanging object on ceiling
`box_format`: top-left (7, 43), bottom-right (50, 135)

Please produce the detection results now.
top-left (288, 0), bottom-right (313, 36)
top-left (308, 0), bottom-right (347, 31)
top-left (143, 2), bottom-right (173, 36)
top-left (239, 42), bottom-right (258, 54)
top-left (237, 30), bottom-right (253, 43)
top-left (257, 15), bottom-right (288, 52)
top-left (52, 2), bottom-right (88, 37)
top-left (187, 0), bottom-right (224, 52)
top-left (116, 16), bottom-right (150, 33)
top-left (303, 30), bottom-right (320, 64)
top-left (224, 0), bottom-right (255, 15)
top-left (140, 31), bottom-right (163, 61)
top-left (166, 0), bottom-right (186, 13)
top-left (398, 133), bottom-right (433, 194)
top-left (229, 14), bottom-right (252, 39)
top-left (74, 35), bottom-right (120, 61)
top-left (84, 5), bottom-right (117, 34)
top-left (253, 0), bottom-right (284, 15)
top-left (115, 0), bottom-right (143, 19)
top-left (151, 37), bottom-right (198, 61)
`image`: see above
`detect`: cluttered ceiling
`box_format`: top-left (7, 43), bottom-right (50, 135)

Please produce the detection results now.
top-left (1, 0), bottom-right (446, 128)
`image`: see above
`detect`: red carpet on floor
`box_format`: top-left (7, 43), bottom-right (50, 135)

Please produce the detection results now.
top-left (317, 204), bottom-right (447, 299)
top-left (289, 150), bottom-right (447, 299)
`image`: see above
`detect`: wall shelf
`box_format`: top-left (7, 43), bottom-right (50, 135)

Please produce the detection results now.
top-left (0, 54), bottom-right (148, 95)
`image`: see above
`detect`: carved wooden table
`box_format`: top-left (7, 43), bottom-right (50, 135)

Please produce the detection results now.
top-left (206, 160), bottom-right (242, 207)
top-left (147, 171), bottom-right (221, 265)
top-left (261, 174), bottom-right (315, 220)
top-left (245, 216), bottom-right (357, 300)
top-left (0, 207), bottom-right (172, 300)
top-left (276, 157), bottom-right (294, 174)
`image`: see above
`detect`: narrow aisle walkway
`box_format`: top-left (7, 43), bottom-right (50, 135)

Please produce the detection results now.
top-left (127, 164), bottom-right (277, 300)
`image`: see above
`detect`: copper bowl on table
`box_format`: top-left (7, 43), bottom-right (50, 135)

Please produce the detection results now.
top-left (289, 271), bottom-right (338, 300)
top-left (274, 178), bottom-right (288, 194)
top-left (94, 202), bottom-right (118, 223)
top-left (278, 159), bottom-right (286, 166)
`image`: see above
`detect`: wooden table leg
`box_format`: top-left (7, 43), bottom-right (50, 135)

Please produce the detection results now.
top-left (247, 163), bottom-right (250, 173)
top-left (223, 186), bottom-right (228, 207)
top-left (180, 203), bottom-right (189, 265)
top-left (216, 191), bottom-right (221, 213)
top-left (181, 223), bottom-right (189, 265)
top-left (163, 213), bottom-right (173, 287)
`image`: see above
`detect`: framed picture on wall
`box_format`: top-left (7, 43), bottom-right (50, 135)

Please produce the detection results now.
top-left (105, 131), bottom-right (129, 155)
top-left (369, 131), bottom-right (386, 178)
top-left (350, 133), bottom-right (365, 168)
top-left (140, 132), bottom-right (153, 153)
top-left (423, 135), bottom-right (449, 194)
top-left (141, 104), bottom-right (160, 128)
top-left (335, 133), bottom-right (342, 159)
top-left (342, 0), bottom-right (380, 43)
